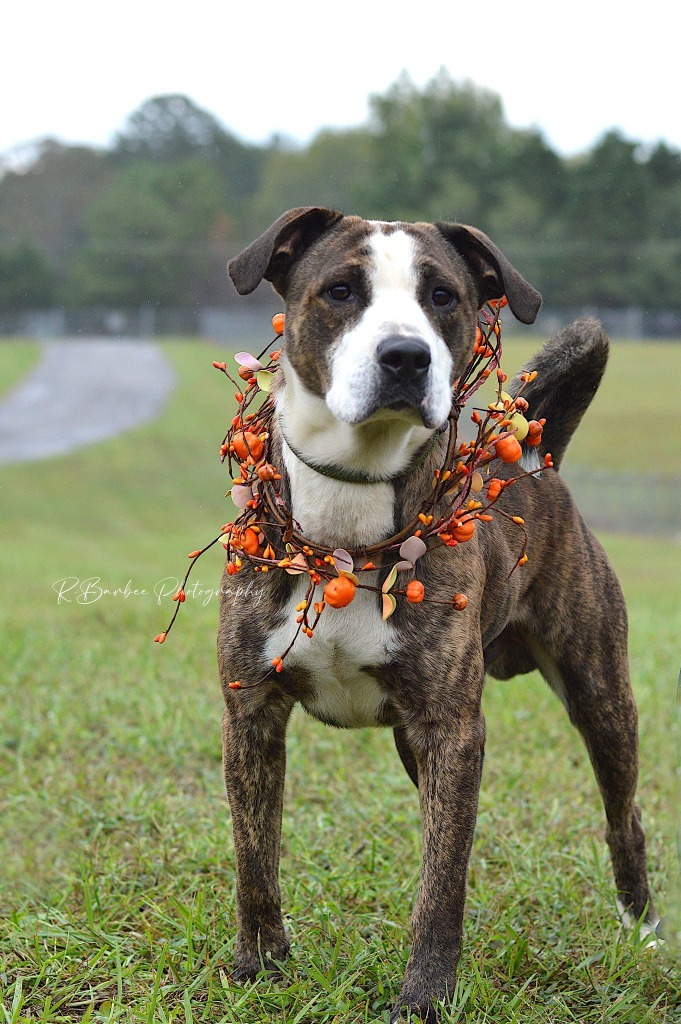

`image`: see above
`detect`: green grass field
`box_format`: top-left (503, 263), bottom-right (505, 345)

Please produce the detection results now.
top-left (1, 340), bottom-right (679, 1023)
top-left (0, 340), bottom-right (40, 399)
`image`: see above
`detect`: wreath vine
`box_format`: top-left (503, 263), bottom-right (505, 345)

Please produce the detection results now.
top-left (154, 299), bottom-right (552, 689)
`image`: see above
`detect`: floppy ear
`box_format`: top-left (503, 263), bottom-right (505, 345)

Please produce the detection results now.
top-left (435, 222), bottom-right (542, 324)
top-left (228, 206), bottom-right (344, 296)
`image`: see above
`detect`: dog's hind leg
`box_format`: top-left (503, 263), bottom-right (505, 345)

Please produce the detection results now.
top-left (527, 580), bottom-right (658, 932)
top-left (221, 691), bottom-right (295, 981)
top-left (394, 726), bottom-right (419, 787)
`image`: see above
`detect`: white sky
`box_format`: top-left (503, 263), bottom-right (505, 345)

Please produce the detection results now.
top-left (2, 0), bottom-right (679, 160)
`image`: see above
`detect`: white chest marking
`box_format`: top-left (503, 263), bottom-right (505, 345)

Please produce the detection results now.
top-left (281, 434), bottom-right (395, 548)
top-left (264, 576), bottom-right (397, 728)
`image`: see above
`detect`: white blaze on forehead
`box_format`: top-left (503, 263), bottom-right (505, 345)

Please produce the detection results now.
top-left (325, 225), bottom-right (453, 429)
top-left (369, 227), bottom-right (420, 296)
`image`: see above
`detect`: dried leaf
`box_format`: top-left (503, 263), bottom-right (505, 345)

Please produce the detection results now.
top-left (399, 536), bottom-right (427, 563)
top-left (382, 593), bottom-right (397, 620)
top-left (394, 559), bottom-right (415, 573)
top-left (332, 548), bottom-right (354, 574)
top-left (285, 552), bottom-right (308, 575)
top-left (234, 352), bottom-right (264, 371)
top-left (381, 566), bottom-right (398, 593)
top-left (256, 370), bottom-right (275, 392)
top-left (230, 484), bottom-right (252, 509)
top-left (338, 570), bottom-right (360, 585)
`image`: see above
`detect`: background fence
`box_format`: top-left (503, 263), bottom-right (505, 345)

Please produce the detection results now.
top-left (2, 303), bottom-right (681, 342)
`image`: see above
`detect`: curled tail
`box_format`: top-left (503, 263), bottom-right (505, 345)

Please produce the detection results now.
top-left (508, 317), bottom-right (609, 472)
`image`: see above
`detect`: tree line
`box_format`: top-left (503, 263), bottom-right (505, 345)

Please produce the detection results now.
top-left (1, 71), bottom-right (680, 313)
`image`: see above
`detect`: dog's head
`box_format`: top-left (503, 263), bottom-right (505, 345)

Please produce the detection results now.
top-left (229, 208), bottom-right (541, 464)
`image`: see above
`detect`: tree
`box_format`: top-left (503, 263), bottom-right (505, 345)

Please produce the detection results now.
top-left (363, 70), bottom-right (508, 221)
top-left (0, 242), bottom-right (54, 310)
top-left (67, 159), bottom-right (228, 307)
top-left (249, 129), bottom-right (374, 229)
top-left (113, 94), bottom-right (265, 204)
top-left (0, 140), bottom-right (113, 281)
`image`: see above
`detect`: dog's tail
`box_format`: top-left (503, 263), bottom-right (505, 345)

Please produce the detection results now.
top-left (508, 317), bottom-right (609, 472)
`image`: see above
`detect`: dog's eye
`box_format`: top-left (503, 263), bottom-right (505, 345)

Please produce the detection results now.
top-left (431, 287), bottom-right (457, 308)
top-left (326, 283), bottom-right (353, 302)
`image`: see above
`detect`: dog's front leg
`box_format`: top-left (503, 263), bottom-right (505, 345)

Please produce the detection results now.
top-left (221, 692), bottom-right (294, 981)
top-left (391, 683), bottom-right (485, 1024)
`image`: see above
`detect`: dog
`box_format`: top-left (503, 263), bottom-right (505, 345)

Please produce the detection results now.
top-left (218, 207), bottom-right (658, 1022)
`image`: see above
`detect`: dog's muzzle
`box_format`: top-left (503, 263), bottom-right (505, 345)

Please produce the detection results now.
top-left (375, 335), bottom-right (431, 414)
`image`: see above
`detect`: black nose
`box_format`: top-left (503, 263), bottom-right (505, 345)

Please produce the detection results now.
top-left (376, 336), bottom-right (431, 382)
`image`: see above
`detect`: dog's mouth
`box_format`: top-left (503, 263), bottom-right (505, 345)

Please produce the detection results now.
top-left (347, 388), bottom-right (442, 428)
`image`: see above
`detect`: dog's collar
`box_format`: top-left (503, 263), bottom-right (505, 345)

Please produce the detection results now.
top-left (279, 422), bottom-right (448, 485)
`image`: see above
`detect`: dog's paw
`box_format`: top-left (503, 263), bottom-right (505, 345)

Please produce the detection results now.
top-left (390, 999), bottom-right (438, 1023)
top-left (230, 944), bottom-right (290, 985)
top-left (229, 960), bottom-right (262, 985)
top-left (616, 900), bottom-right (663, 949)
top-left (229, 958), bottom-right (288, 985)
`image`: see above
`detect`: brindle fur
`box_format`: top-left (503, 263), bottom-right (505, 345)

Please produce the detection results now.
top-left (217, 209), bottom-right (656, 1023)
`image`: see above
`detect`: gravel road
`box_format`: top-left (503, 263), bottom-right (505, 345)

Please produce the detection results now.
top-left (0, 339), bottom-right (176, 465)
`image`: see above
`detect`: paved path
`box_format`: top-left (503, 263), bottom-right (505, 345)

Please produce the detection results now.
top-left (0, 339), bottom-right (176, 464)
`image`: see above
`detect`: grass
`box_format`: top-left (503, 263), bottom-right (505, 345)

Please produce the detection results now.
top-left (0, 339), bottom-right (679, 1023)
top-left (0, 340), bottom-right (40, 398)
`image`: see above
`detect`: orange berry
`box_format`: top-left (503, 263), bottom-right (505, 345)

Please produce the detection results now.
top-left (232, 431), bottom-right (264, 461)
top-left (525, 420), bottom-right (544, 447)
top-left (257, 462), bottom-right (278, 481)
top-left (154, 632), bottom-right (167, 644)
top-left (452, 593), bottom-right (469, 611)
top-left (228, 681), bottom-right (242, 689)
top-left (323, 576), bottom-right (357, 608)
top-left (451, 517), bottom-right (476, 542)
top-left (188, 549), bottom-right (201, 558)
top-left (272, 312), bottom-right (285, 335)
top-left (234, 391), bottom-right (244, 403)
top-left (212, 360), bottom-right (226, 370)
top-left (486, 479), bottom-right (502, 501)
top-left (240, 528), bottom-right (260, 555)
top-left (494, 435), bottom-right (522, 463)
top-left (405, 580), bottom-right (425, 603)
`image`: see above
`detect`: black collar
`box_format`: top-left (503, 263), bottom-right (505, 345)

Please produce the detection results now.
top-left (279, 422), bottom-right (448, 485)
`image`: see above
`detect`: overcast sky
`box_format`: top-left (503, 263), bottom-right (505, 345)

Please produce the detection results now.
top-left (3, 0), bottom-right (678, 160)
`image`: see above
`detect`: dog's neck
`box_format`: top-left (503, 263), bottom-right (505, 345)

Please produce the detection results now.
top-left (273, 363), bottom-right (438, 549)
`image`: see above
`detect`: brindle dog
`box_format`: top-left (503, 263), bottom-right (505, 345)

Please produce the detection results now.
top-left (218, 208), bottom-right (657, 1022)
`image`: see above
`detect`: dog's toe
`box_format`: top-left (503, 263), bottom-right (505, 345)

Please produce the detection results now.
top-left (390, 999), bottom-right (438, 1023)
top-left (229, 957), bottom-right (287, 985)
top-left (229, 961), bottom-right (261, 985)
